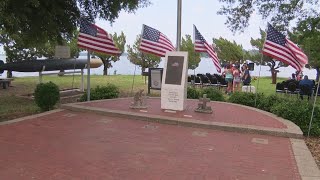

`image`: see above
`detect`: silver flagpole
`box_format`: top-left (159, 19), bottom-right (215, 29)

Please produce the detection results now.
top-left (87, 50), bottom-right (91, 101)
top-left (254, 26), bottom-right (268, 107)
top-left (254, 54), bottom-right (264, 107)
top-left (176, 0), bottom-right (182, 51)
top-left (307, 78), bottom-right (320, 137)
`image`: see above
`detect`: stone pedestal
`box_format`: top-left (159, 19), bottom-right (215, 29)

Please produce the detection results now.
top-left (161, 52), bottom-right (188, 111)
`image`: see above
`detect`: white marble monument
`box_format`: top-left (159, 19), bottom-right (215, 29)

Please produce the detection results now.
top-left (161, 51), bottom-right (188, 111)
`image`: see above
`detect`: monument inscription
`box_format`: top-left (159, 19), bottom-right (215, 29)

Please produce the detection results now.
top-left (161, 51), bottom-right (188, 111)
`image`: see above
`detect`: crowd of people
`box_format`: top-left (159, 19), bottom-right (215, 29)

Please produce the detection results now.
top-left (222, 63), bottom-right (252, 95)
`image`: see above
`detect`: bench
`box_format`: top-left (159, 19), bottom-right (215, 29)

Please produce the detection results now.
top-left (0, 78), bottom-right (14, 89)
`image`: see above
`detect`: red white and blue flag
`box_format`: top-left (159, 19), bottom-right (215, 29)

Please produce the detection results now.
top-left (194, 25), bottom-right (221, 73)
top-left (262, 23), bottom-right (308, 71)
top-left (139, 24), bottom-right (175, 57)
top-left (77, 18), bottom-right (120, 55)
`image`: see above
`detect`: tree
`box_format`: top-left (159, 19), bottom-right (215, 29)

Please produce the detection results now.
top-left (213, 37), bottom-right (243, 64)
top-left (290, 16), bottom-right (320, 81)
top-left (93, 32), bottom-right (126, 75)
top-left (127, 35), bottom-right (161, 75)
top-left (217, 0), bottom-right (319, 33)
top-left (180, 35), bottom-right (201, 70)
top-left (0, 0), bottom-right (150, 48)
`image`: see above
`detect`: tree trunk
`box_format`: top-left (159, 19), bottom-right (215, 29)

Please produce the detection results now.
top-left (7, 71), bottom-right (12, 78)
top-left (102, 59), bottom-right (108, 76)
top-left (316, 67), bottom-right (319, 82)
top-left (271, 70), bottom-right (278, 84)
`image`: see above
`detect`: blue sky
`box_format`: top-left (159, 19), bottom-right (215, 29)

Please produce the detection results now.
top-left (97, 0), bottom-right (266, 50)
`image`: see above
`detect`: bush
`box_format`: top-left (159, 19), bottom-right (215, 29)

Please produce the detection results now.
top-left (201, 87), bottom-right (225, 101)
top-left (187, 87), bottom-right (201, 99)
top-left (80, 84), bottom-right (120, 101)
top-left (228, 92), bottom-right (264, 107)
top-left (257, 94), bottom-right (287, 112)
top-left (34, 81), bottom-right (60, 111)
top-left (270, 99), bottom-right (320, 136)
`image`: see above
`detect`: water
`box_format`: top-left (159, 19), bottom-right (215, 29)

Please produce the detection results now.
top-left (0, 54), bottom-right (317, 79)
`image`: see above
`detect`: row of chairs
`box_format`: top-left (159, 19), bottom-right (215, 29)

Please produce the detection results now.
top-left (276, 79), bottom-right (320, 96)
top-left (188, 73), bottom-right (227, 87)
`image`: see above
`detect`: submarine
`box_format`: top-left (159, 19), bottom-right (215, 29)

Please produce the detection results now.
top-left (0, 58), bottom-right (103, 74)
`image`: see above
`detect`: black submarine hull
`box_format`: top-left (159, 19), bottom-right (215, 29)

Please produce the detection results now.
top-left (0, 58), bottom-right (103, 73)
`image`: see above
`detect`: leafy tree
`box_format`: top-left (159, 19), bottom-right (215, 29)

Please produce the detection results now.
top-left (127, 35), bottom-right (161, 74)
top-left (213, 37), bottom-right (243, 64)
top-left (93, 32), bottom-right (126, 75)
top-left (290, 16), bottom-right (320, 81)
top-left (180, 35), bottom-right (201, 70)
top-left (217, 0), bottom-right (319, 33)
top-left (250, 29), bottom-right (285, 84)
top-left (0, 0), bottom-right (150, 47)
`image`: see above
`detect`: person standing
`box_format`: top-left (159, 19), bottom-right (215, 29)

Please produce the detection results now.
top-left (242, 64), bottom-right (251, 86)
top-left (224, 64), bottom-right (234, 94)
top-left (233, 65), bottom-right (241, 92)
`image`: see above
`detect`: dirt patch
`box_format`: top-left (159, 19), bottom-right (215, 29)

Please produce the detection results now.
top-left (305, 137), bottom-right (320, 168)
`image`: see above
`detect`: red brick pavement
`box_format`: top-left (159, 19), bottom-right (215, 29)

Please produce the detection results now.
top-left (82, 98), bottom-right (287, 129)
top-left (0, 110), bottom-right (300, 180)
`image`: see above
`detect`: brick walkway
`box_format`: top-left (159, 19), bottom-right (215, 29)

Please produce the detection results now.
top-left (82, 98), bottom-right (287, 129)
top-left (0, 110), bottom-right (301, 179)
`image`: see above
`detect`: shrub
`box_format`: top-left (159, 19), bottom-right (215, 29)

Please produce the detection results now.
top-left (187, 87), bottom-right (201, 99)
top-left (228, 92), bottom-right (264, 107)
top-left (80, 84), bottom-right (120, 101)
top-left (270, 99), bottom-right (320, 136)
top-left (257, 94), bottom-right (287, 112)
top-left (201, 87), bottom-right (225, 101)
top-left (34, 81), bottom-right (60, 111)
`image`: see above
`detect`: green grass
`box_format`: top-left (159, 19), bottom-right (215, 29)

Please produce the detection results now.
top-left (1, 75), bottom-right (319, 121)
top-left (12, 74), bottom-right (148, 94)
top-left (0, 96), bottom-right (39, 122)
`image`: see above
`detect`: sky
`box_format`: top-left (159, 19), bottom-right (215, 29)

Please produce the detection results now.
top-left (0, 0), bottom-right (267, 54)
top-left (96, 0), bottom-right (267, 50)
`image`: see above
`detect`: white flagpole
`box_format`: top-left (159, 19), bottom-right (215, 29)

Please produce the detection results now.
top-left (176, 0), bottom-right (182, 51)
top-left (307, 78), bottom-right (320, 137)
top-left (87, 50), bottom-right (91, 101)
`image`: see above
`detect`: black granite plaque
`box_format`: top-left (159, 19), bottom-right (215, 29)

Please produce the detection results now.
top-left (164, 56), bottom-right (184, 85)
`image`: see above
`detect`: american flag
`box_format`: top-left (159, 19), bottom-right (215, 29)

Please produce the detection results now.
top-left (139, 24), bottom-right (175, 57)
top-left (77, 18), bottom-right (120, 55)
top-left (262, 24), bottom-right (308, 71)
top-left (194, 25), bottom-right (221, 73)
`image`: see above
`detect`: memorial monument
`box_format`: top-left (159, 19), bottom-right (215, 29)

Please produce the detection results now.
top-left (161, 51), bottom-right (188, 111)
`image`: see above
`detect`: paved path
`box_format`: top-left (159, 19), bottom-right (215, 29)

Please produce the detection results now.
top-left (0, 98), bottom-right (319, 179)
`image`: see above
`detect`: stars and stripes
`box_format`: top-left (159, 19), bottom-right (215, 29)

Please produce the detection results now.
top-left (194, 25), bottom-right (221, 73)
top-left (77, 18), bottom-right (120, 55)
top-left (262, 23), bottom-right (308, 71)
top-left (139, 24), bottom-right (175, 57)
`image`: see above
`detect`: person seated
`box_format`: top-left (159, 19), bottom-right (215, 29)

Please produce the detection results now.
top-left (299, 75), bottom-right (314, 100)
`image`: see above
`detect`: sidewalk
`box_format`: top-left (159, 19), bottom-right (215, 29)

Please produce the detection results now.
top-left (0, 98), bottom-right (318, 179)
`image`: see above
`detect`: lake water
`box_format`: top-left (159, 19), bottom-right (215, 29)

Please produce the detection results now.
top-left (0, 54), bottom-right (317, 79)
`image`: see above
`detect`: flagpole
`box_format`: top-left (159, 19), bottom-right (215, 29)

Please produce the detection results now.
top-left (176, 0), bottom-right (182, 51)
top-left (254, 54), bottom-right (264, 107)
top-left (307, 78), bottom-right (320, 137)
top-left (87, 50), bottom-right (91, 101)
top-left (254, 26), bottom-right (267, 107)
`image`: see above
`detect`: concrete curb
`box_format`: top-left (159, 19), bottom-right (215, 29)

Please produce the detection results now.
top-left (290, 138), bottom-right (320, 180)
top-left (61, 100), bottom-right (303, 139)
top-left (0, 109), bottom-right (64, 126)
